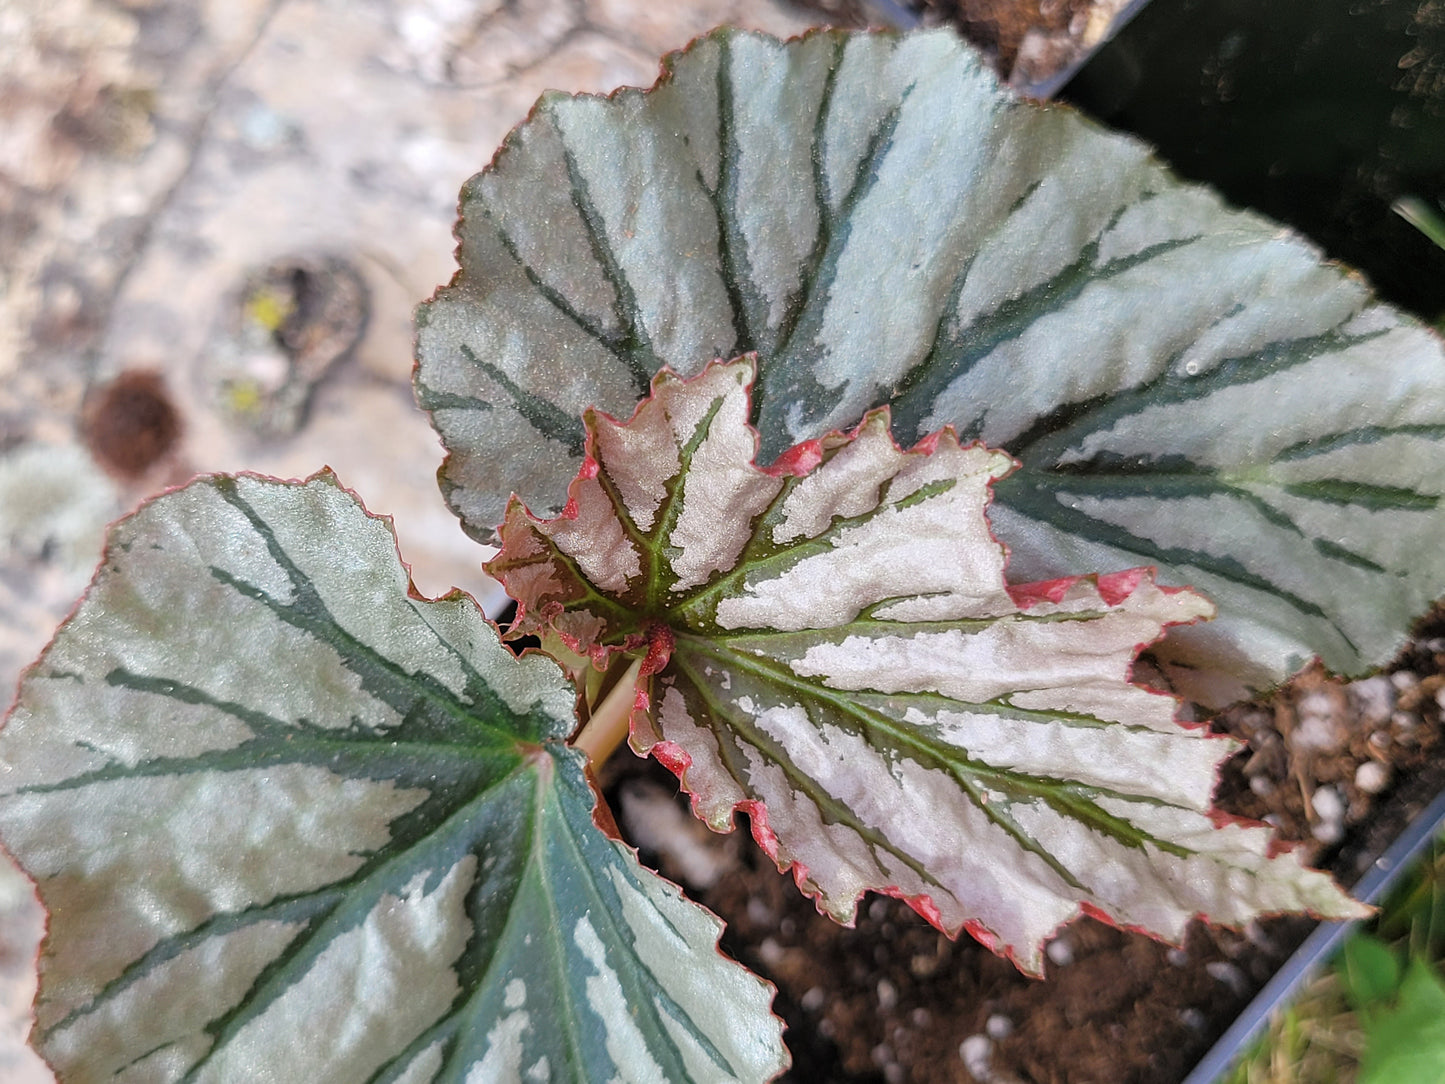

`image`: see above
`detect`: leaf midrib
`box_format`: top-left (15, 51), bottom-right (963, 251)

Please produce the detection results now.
top-left (673, 633), bottom-right (1201, 860)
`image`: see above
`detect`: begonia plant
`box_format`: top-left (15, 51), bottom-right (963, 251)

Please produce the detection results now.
top-left (3, 25), bottom-right (1443, 1083)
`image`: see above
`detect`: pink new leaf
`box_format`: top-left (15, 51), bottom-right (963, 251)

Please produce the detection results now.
top-left (489, 356), bottom-right (1368, 974)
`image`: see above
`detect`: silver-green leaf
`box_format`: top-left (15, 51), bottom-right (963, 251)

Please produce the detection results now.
top-left (415, 26), bottom-right (1445, 701)
top-left (0, 472), bottom-right (785, 1084)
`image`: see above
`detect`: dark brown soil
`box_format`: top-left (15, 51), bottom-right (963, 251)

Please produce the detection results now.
top-left (598, 604), bottom-right (1445, 1083)
top-left (787, 0), bottom-right (1113, 87)
top-left (920, 0), bottom-right (1100, 71)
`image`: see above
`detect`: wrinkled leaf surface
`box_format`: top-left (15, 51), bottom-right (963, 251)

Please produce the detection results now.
top-left (415, 26), bottom-right (1445, 701)
top-left (489, 359), bottom-right (1366, 974)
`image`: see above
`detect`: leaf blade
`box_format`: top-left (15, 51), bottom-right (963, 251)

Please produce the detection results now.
top-left (416, 26), bottom-right (1445, 698)
top-left (0, 472), bottom-right (785, 1083)
top-left (490, 358), bottom-right (1367, 975)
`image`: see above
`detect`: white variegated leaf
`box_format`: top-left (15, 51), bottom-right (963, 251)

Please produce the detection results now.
top-left (489, 358), bottom-right (1368, 975)
top-left (416, 25), bottom-right (1445, 702)
top-left (0, 472), bottom-right (786, 1084)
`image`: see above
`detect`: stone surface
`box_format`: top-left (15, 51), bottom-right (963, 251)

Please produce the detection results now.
top-left (1, 0), bottom-right (818, 679)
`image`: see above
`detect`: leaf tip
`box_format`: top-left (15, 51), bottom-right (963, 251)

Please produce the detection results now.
top-left (769, 438), bottom-right (824, 477)
top-left (1095, 567), bottom-right (1150, 607)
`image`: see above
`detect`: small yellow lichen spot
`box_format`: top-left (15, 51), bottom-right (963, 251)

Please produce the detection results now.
top-left (225, 380), bottom-right (265, 415)
top-left (245, 289), bottom-right (293, 331)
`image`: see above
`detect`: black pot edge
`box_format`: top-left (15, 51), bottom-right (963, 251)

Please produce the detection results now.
top-left (1182, 787), bottom-right (1445, 1084)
